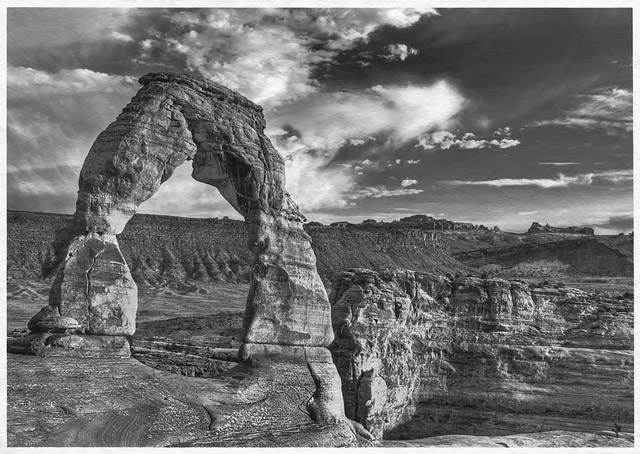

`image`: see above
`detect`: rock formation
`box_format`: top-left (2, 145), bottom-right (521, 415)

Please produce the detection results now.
top-left (15, 72), bottom-right (346, 427)
top-left (330, 268), bottom-right (633, 440)
top-left (528, 222), bottom-right (594, 235)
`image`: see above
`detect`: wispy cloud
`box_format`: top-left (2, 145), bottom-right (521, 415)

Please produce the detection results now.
top-left (444, 169), bottom-right (632, 188)
top-left (8, 66), bottom-right (137, 95)
top-left (351, 185), bottom-right (424, 199)
top-left (538, 162), bottom-right (580, 166)
top-left (267, 81), bottom-right (465, 210)
top-left (534, 87), bottom-right (632, 135)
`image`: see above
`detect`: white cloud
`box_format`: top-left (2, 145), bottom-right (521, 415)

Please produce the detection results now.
top-left (269, 131), bottom-right (355, 212)
top-left (597, 169), bottom-right (633, 182)
top-left (378, 8), bottom-right (437, 28)
top-left (534, 87), bottom-right (632, 135)
top-left (384, 43), bottom-right (419, 61)
top-left (417, 129), bottom-right (521, 150)
top-left (272, 82), bottom-right (466, 152)
top-left (401, 178), bottom-right (418, 187)
top-left (110, 31), bottom-right (134, 42)
top-left (350, 138), bottom-right (366, 146)
top-left (444, 169), bottom-right (632, 189)
top-left (8, 66), bottom-right (137, 96)
top-left (407, 159), bottom-right (421, 164)
top-left (490, 138), bottom-right (521, 148)
top-left (265, 80), bottom-right (465, 210)
top-left (351, 186), bottom-right (424, 199)
top-left (137, 8), bottom-right (437, 111)
top-left (446, 174), bottom-right (592, 188)
top-left (538, 162), bottom-right (580, 166)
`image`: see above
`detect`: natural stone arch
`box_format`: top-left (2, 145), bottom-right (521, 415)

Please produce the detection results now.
top-left (44, 72), bottom-right (346, 424)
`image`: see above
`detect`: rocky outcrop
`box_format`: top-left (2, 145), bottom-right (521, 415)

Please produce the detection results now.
top-left (327, 215), bottom-right (489, 232)
top-left (329, 269), bottom-right (633, 440)
top-left (528, 222), bottom-right (594, 235)
top-left (16, 72), bottom-right (347, 428)
top-left (391, 214), bottom-right (487, 231)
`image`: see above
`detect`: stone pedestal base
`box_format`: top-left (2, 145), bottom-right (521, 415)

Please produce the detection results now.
top-left (240, 342), bottom-right (346, 425)
top-left (7, 333), bottom-right (130, 358)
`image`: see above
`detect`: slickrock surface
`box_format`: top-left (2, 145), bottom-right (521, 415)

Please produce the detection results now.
top-left (7, 353), bottom-right (363, 447)
top-left (329, 268), bottom-right (633, 440)
top-left (383, 430), bottom-right (633, 447)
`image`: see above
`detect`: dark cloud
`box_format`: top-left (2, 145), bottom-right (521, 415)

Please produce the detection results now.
top-left (8, 8), bottom-right (234, 77)
top-left (315, 8), bottom-right (632, 131)
top-left (591, 215), bottom-right (634, 232)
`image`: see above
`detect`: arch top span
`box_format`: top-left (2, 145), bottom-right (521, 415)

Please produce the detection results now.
top-left (74, 72), bottom-right (285, 236)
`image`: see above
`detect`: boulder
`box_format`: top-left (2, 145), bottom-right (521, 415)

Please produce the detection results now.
top-left (34, 316), bottom-right (82, 333)
top-left (27, 306), bottom-right (61, 332)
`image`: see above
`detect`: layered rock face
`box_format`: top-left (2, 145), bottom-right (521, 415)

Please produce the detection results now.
top-left (8, 210), bottom-right (470, 285)
top-left (330, 269), bottom-right (633, 439)
top-left (19, 73), bottom-right (345, 425)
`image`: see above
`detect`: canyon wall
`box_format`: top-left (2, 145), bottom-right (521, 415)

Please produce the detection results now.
top-left (329, 269), bottom-right (633, 439)
top-left (12, 211), bottom-right (632, 287)
top-left (456, 237), bottom-right (633, 277)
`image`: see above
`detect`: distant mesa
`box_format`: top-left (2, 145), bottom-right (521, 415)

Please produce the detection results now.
top-left (527, 222), bottom-right (594, 235)
top-left (322, 215), bottom-right (490, 231)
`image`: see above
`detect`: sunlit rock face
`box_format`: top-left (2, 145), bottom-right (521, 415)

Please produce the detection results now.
top-left (329, 269), bottom-right (633, 440)
top-left (36, 72), bottom-right (343, 424)
top-left (49, 233), bottom-right (137, 335)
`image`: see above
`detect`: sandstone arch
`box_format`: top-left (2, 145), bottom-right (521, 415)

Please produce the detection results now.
top-left (45, 72), bottom-right (345, 424)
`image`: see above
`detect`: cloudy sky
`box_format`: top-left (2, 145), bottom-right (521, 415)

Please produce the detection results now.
top-left (6, 7), bottom-right (633, 233)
